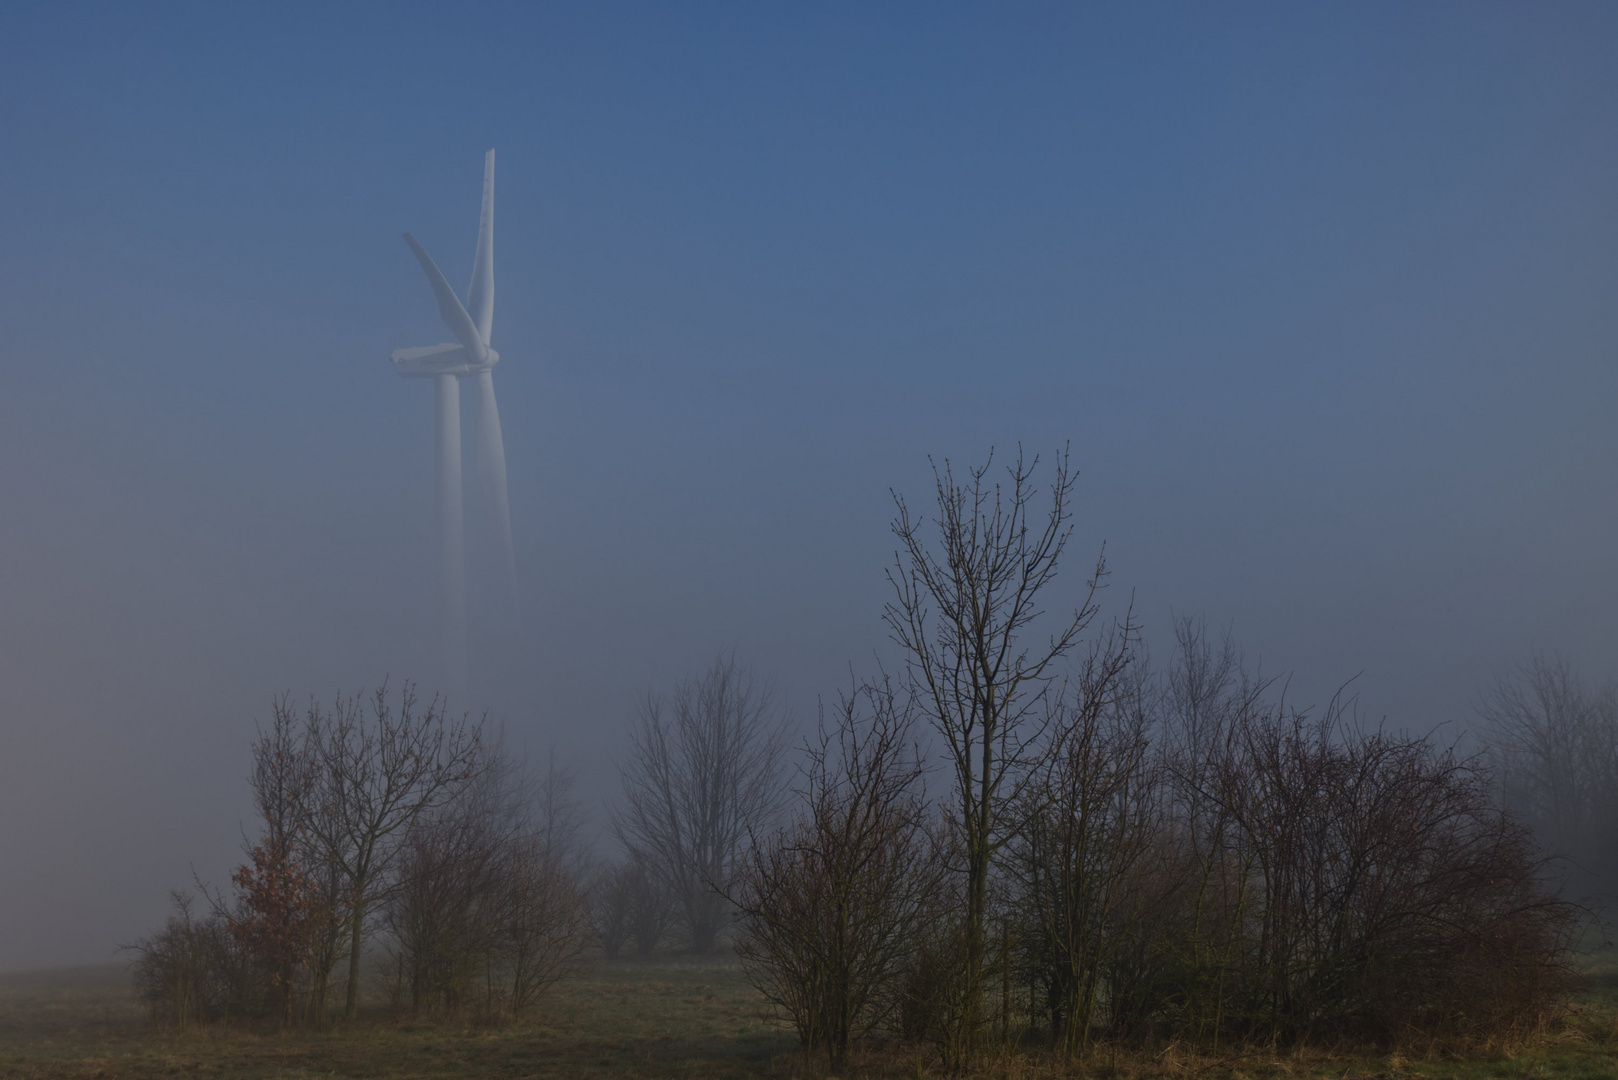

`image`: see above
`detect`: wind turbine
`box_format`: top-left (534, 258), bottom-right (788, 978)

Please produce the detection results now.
top-left (391, 149), bottom-right (519, 691)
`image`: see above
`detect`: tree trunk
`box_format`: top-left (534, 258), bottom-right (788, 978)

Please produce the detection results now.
top-left (964, 849), bottom-right (986, 1062)
top-left (344, 898), bottom-right (366, 1019)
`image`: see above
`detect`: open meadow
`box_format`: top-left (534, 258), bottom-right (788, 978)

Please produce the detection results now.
top-left (2, 950), bottom-right (1616, 1080)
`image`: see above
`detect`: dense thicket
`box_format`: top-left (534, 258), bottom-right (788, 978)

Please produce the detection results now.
top-left (739, 623), bottom-right (1575, 1068)
top-left (734, 450), bottom-right (1577, 1071)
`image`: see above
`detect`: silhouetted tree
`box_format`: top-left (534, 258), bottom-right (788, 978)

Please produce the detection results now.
top-left (885, 446), bottom-right (1107, 1066)
top-left (301, 683), bottom-right (483, 1019)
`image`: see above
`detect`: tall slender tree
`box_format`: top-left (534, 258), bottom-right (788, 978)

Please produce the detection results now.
top-left (885, 446), bottom-right (1107, 1064)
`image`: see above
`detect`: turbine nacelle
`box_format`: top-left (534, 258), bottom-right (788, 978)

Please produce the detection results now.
top-left (395, 227), bottom-right (492, 372)
top-left (391, 343), bottom-right (500, 378)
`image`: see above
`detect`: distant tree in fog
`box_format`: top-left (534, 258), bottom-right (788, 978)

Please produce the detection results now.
top-left (613, 655), bottom-right (788, 953)
top-left (1480, 653), bottom-right (1618, 900)
top-left (384, 747), bottom-right (588, 1017)
top-left (590, 857), bottom-right (674, 958)
top-left (501, 751), bottom-right (592, 1014)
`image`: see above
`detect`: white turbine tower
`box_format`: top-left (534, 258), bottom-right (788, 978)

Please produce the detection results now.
top-left (391, 149), bottom-right (518, 692)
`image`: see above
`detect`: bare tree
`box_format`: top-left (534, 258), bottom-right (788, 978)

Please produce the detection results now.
top-left (614, 655), bottom-right (788, 953)
top-left (731, 675), bottom-right (940, 1072)
top-left (231, 695), bottom-right (330, 1027)
top-left (302, 683), bottom-right (483, 1019)
top-left (884, 446), bottom-right (1106, 1063)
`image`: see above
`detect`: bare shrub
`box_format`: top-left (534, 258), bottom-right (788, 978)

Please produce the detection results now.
top-left (624, 860), bottom-right (676, 955)
top-left (1152, 619), bottom-right (1275, 1045)
top-left (384, 766), bottom-right (509, 1014)
top-left (1000, 620), bottom-right (1577, 1051)
top-left (898, 899), bottom-right (975, 1057)
top-left (132, 686), bottom-right (591, 1030)
top-left (1135, 688), bottom-right (1578, 1047)
top-left (1227, 708), bottom-right (1573, 1042)
top-left (127, 891), bottom-right (251, 1028)
top-left (588, 863), bottom-right (634, 958)
top-left (502, 832), bottom-right (589, 1014)
top-left (730, 677), bottom-right (941, 1071)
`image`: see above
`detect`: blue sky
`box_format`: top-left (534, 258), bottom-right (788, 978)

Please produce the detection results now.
top-left (1, 2), bottom-right (1615, 967)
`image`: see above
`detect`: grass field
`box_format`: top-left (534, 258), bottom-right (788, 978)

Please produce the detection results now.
top-left (2, 950), bottom-right (1615, 1079)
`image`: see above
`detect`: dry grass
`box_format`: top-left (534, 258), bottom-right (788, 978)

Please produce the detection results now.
top-left (1, 949), bottom-right (1615, 1079)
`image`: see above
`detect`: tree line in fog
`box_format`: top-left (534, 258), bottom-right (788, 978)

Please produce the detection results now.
top-left (129, 448), bottom-right (1601, 1071)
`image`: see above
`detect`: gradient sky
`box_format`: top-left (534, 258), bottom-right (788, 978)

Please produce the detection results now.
top-left (1, 2), bottom-right (1614, 970)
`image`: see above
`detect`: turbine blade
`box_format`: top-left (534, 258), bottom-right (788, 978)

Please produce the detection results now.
top-left (403, 233), bottom-right (486, 361)
top-left (466, 149), bottom-right (495, 346)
